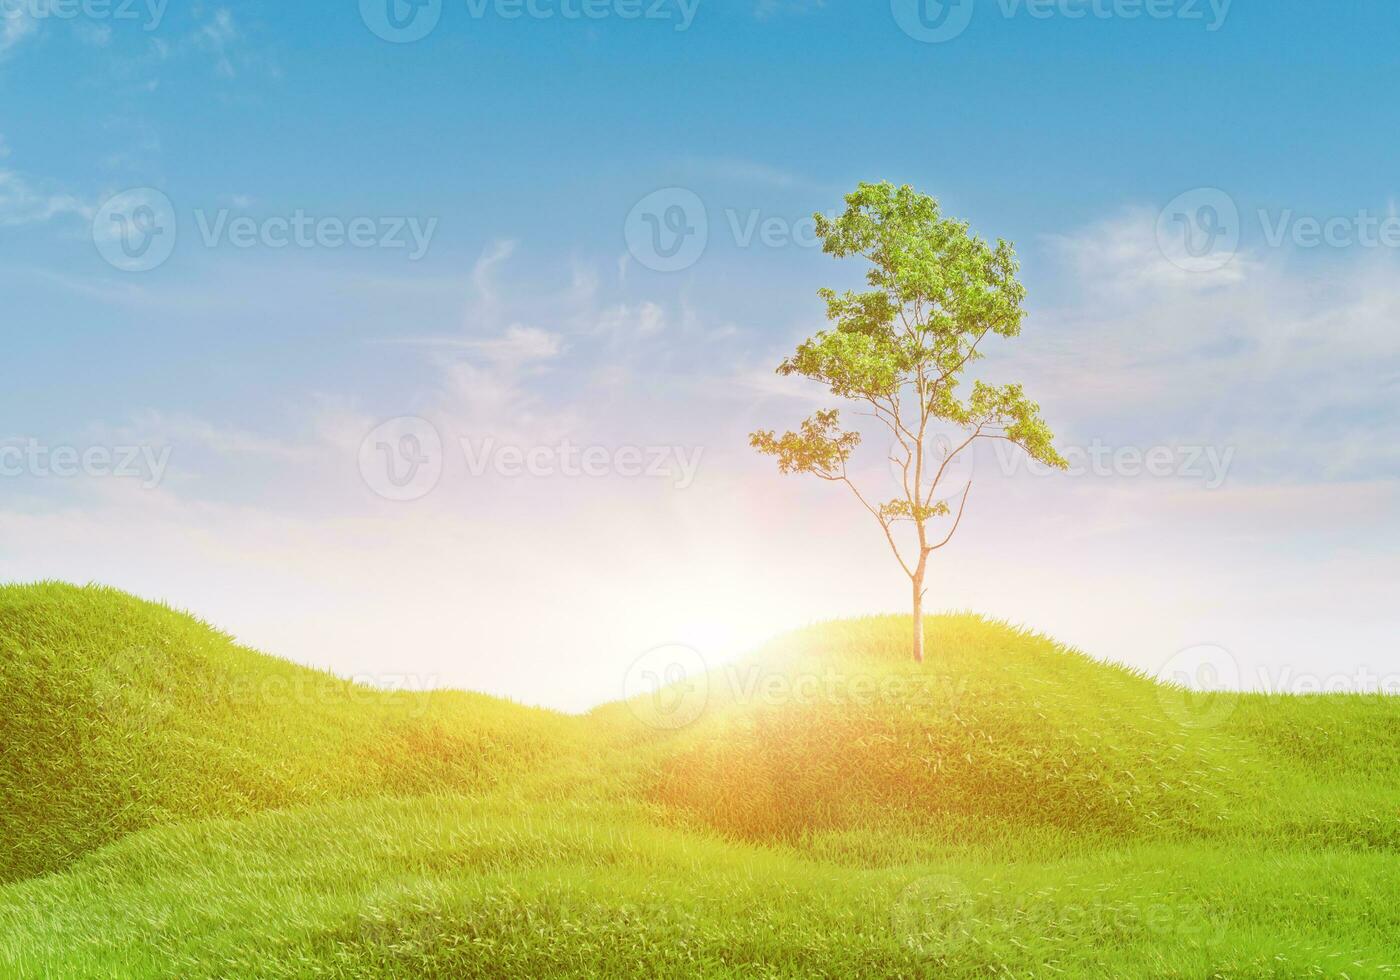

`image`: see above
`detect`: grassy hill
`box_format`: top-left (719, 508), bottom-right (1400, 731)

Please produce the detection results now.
top-left (1, 583), bottom-right (1398, 977)
top-left (638, 616), bottom-right (1400, 854)
top-left (0, 583), bottom-right (575, 883)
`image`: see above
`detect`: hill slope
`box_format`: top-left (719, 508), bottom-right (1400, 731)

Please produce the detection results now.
top-left (2, 584), bottom-right (1398, 977)
top-left (631, 616), bottom-right (1400, 854)
top-left (0, 583), bottom-right (575, 882)
top-left (5, 794), bottom-right (1399, 978)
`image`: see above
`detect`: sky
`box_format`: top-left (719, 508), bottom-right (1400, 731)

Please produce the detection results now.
top-left (1, 0), bottom-right (1397, 711)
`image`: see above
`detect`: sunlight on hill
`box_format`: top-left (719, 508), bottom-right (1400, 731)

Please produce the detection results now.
top-left (0, 583), bottom-right (576, 883)
top-left (2, 585), bottom-right (1398, 977)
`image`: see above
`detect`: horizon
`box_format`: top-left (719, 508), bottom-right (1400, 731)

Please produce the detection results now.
top-left (2, 0), bottom-right (1398, 712)
top-left (14, 580), bottom-right (1395, 716)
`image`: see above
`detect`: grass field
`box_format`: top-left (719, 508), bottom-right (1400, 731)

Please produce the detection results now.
top-left (1, 583), bottom-right (1397, 977)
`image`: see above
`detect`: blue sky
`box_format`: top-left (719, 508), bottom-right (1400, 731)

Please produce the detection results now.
top-left (2, 0), bottom-right (1398, 709)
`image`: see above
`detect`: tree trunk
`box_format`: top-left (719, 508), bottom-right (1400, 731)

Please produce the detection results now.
top-left (911, 566), bottom-right (926, 663)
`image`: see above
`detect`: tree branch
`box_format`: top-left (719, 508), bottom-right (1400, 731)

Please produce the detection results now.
top-left (922, 425), bottom-right (984, 510)
top-left (929, 480), bottom-right (973, 552)
top-left (834, 473), bottom-right (914, 579)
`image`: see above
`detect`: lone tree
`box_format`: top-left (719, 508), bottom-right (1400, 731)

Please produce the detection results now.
top-left (751, 182), bottom-right (1066, 662)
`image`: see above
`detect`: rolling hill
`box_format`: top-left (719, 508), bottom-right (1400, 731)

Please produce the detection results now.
top-left (0, 583), bottom-right (575, 883)
top-left (1, 583), bottom-right (1397, 977)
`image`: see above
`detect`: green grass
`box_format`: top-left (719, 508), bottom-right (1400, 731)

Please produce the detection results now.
top-left (0, 583), bottom-right (572, 883)
top-left (2, 583), bottom-right (1397, 977)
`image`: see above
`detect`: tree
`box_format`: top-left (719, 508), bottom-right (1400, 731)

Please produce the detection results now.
top-left (750, 182), bottom-right (1067, 662)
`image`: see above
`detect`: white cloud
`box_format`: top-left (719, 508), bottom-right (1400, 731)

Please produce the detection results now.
top-left (452, 324), bottom-right (565, 364)
top-left (1045, 205), bottom-right (1253, 295)
top-left (195, 7), bottom-right (239, 77)
top-left (3, 213), bottom-right (1397, 712)
top-left (105, 411), bottom-right (315, 462)
top-left (1016, 206), bottom-right (1400, 483)
top-left (0, 169), bottom-right (90, 226)
top-left (680, 156), bottom-right (827, 192)
top-left (594, 301), bottom-right (666, 340)
top-left (0, 6), bottom-right (40, 56)
top-left (469, 238), bottom-right (517, 313)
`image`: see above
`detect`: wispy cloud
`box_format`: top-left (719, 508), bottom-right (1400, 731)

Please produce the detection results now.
top-left (679, 156), bottom-right (831, 193)
top-left (0, 169), bottom-right (90, 226)
top-left (393, 324), bottom-right (566, 363)
top-left (0, 5), bottom-right (40, 56)
top-left (194, 7), bottom-right (238, 77)
top-left (106, 411), bottom-right (316, 462)
top-left (1019, 207), bottom-right (1400, 484)
top-left (593, 301), bottom-right (666, 341)
top-left (1044, 205), bottom-right (1254, 294)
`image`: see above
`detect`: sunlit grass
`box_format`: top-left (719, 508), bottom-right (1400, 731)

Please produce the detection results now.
top-left (2, 584), bottom-right (1397, 977)
top-left (0, 582), bottom-right (574, 884)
